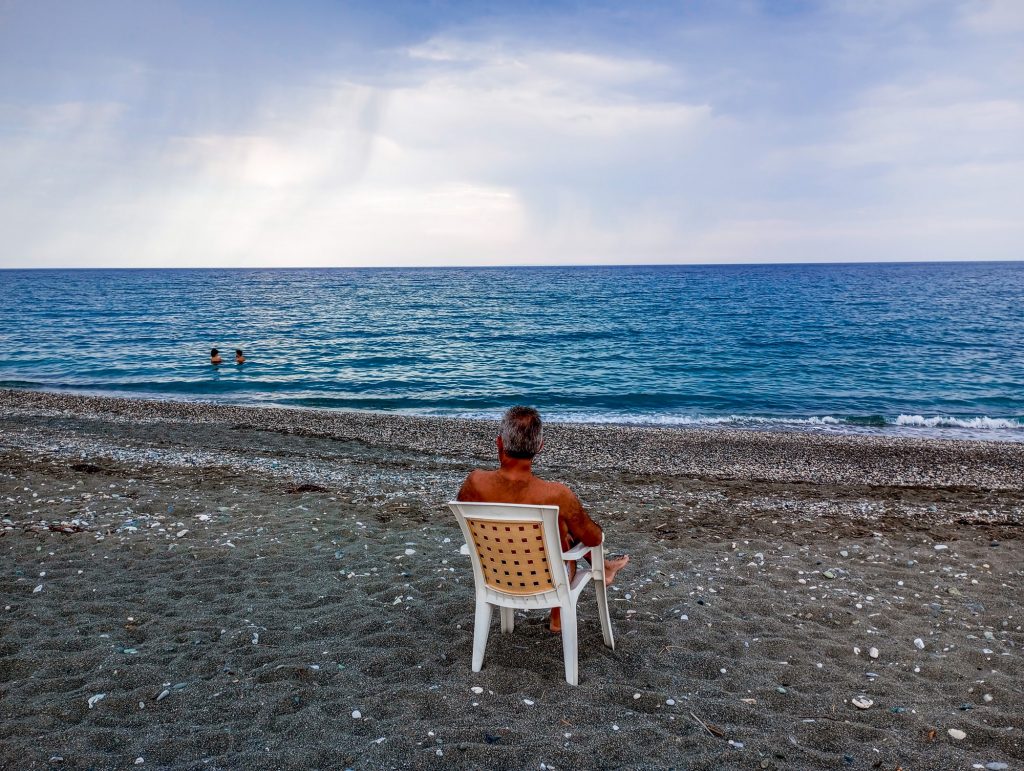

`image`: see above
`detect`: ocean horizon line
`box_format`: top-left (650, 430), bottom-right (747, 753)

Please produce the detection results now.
top-left (2, 258), bottom-right (1023, 272)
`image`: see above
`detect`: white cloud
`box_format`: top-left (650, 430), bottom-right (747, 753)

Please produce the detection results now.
top-left (1, 7), bottom-right (1022, 268)
top-left (961, 0), bottom-right (1024, 33)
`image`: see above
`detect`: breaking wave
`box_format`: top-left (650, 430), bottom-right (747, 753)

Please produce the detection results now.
top-left (894, 414), bottom-right (1024, 430)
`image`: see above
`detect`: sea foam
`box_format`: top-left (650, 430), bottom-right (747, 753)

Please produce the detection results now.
top-left (894, 415), bottom-right (1023, 430)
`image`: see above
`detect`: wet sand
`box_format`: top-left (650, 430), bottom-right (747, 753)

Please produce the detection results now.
top-left (1, 389), bottom-right (1022, 770)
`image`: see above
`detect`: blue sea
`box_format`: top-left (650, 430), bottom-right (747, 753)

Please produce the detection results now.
top-left (1, 263), bottom-right (1022, 440)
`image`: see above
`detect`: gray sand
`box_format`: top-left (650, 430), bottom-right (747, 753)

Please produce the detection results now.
top-left (1, 389), bottom-right (1022, 769)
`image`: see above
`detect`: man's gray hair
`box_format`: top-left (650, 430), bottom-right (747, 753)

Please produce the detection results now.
top-left (501, 406), bottom-right (543, 459)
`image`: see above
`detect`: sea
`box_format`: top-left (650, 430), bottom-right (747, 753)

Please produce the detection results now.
top-left (1, 262), bottom-right (1022, 441)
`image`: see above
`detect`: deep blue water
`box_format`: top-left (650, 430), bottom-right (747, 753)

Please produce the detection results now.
top-left (1, 264), bottom-right (1022, 440)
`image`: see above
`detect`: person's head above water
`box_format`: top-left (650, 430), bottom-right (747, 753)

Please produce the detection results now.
top-left (211, 348), bottom-right (219, 357)
top-left (499, 405), bottom-right (543, 460)
top-left (235, 349), bottom-right (243, 356)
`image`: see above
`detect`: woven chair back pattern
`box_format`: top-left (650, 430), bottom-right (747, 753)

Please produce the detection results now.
top-left (466, 518), bottom-right (555, 595)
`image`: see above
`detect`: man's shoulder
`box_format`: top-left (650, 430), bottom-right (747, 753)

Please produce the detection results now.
top-left (464, 468), bottom-right (494, 484)
top-left (533, 477), bottom-right (580, 506)
top-left (456, 468), bottom-right (493, 501)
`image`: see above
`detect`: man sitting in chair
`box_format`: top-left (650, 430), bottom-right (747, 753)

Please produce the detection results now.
top-left (456, 406), bottom-right (630, 632)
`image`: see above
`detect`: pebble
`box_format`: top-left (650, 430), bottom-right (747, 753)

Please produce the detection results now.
top-left (869, 647), bottom-right (879, 659)
top-left (176, 529), bottom-right (188, 538)
top-left (947, 728), bottom-right (966, 740)
top-left (404, 548), bottom-right (416, 555)
top-left (851, 697), bottom-right (873, 709)
top-left (135, 758), bottom-right (144, 765)
top-left (823, 570), bottom-right (836, 579)
top-left (156, 689), bottom-right (169, 701)
top-left (633, 693), bottom-right (641, 699)
top-left (352, 710), bottom-right (361, 719)
top-left (985, 763), bottom-right (1008, 770)
top-left (471, 687), bottom-right (483, 694)
top-left (983, 694), bottom-right (993, 703)
top-left (914, 638), bottom-right (925, 650)
top-left (459, 544), bottom-right (470, 556)
top-left (87, 693), bottom-right (106, 709)
top-left (523, 699), bottom-right (534, 706)
top-left (934, 544), bottom-right (948, 551)
top-left (33, 584), bottom-right (43, 593)
top-left (839, 550), bottom-right (849, 557)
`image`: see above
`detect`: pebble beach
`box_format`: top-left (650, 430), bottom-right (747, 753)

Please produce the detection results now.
top-left (1, 388), bottom-right (1022, 770)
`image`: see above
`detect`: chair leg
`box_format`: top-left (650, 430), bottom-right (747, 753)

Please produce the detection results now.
top-left (472, 599), bottom-right (493, 672)
top-left (500, 606), bottom-right (514, 634)
top-left (595, 579), bottom-right (615, 650)
top-left (560, 602), bottom-right (579, 686)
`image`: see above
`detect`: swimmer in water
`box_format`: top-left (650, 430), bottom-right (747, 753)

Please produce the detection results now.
top-left (235, 349), bottom-right (245, 365)
top-left (210, 348), bottom-right (222, 365)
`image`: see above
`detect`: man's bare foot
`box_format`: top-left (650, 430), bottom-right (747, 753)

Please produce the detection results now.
top-left (604, 554), bottom-right (630, 584)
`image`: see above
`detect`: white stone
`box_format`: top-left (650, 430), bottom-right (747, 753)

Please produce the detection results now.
top-left (471, 686), bottom-right (483, 694)
top-left (852, 697), bottom-right (873, 709)
top-left (869, 647), bottom-right (879, 659)
top-left (459, 544), bottom-right (470, 556)
top-left (914, 638), bottom-right (925, 649)
top-left (352, 710), bottom-right (361, 719)
top-left (934, 544), bottom-right (948, 551)
top-left (404, 548), bottom-right (416, 555)
top-left (523, 699), bottom-right (534, 706)
top-left (947, 728), bottom-right (966, 740)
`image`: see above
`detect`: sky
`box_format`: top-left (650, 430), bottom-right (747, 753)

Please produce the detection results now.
top-left (0, 0), bottom-right (1022, 268)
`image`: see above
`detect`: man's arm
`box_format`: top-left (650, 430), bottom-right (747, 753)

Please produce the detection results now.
top-left (558, 486), bottom-right (603, 547)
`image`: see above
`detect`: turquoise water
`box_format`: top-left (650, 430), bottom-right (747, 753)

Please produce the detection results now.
top-left (1, 263), bottom-right (1022, 439)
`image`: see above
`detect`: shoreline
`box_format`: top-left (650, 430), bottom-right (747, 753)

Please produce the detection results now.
top-left (2, 387), bottom-right (1022, 769)
top-left (3, 387), bottom-right (1024, 494)
top-left (3, 384), bottom-right (1022, 443)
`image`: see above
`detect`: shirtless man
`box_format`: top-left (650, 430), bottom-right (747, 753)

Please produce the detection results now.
top-left (456, 406), bottom-right (629, 631)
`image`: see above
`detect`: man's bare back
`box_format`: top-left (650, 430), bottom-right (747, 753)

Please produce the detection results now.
top-left (457, 468), bottom-right (603, 554)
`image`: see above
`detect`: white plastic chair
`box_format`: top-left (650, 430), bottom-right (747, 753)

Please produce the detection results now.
top-left (448, 501), bottom-right (615, 686)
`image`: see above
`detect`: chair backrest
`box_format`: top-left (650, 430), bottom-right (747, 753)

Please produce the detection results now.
top-left (449, 502), bottom-right (566, 598)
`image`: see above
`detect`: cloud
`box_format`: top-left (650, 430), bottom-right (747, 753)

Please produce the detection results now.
top-left (0, 3), bottom-right (1021, 267)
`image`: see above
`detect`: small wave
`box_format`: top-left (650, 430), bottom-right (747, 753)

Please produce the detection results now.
top-left (894, 414), bottom-right (1024, 430)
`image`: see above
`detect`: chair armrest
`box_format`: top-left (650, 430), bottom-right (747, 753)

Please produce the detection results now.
top-left (562, 532), bottom-right (604, 561)
top-left (561, 542), bottom-right (590, 561)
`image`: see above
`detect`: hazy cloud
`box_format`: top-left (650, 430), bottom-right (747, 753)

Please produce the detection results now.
top-left (0, 1), bottom-right (1020, 267)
